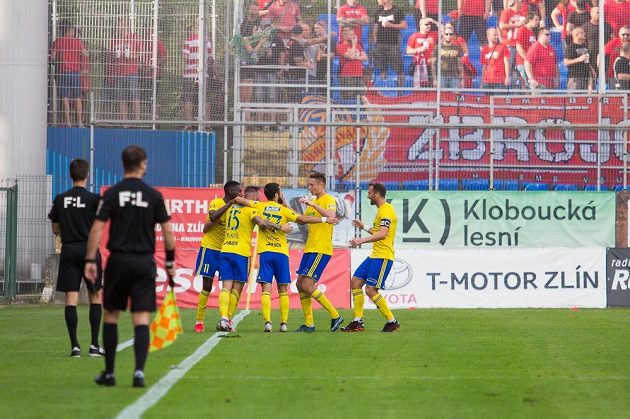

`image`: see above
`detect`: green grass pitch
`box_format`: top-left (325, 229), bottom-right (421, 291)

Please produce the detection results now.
top-left (1, 306), bottom-right (629, 418)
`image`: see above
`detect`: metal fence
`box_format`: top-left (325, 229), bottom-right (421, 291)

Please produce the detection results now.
top-left (0, 177), bottom-right (55, 300)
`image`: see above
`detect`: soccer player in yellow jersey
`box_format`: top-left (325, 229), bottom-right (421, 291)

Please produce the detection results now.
top-left (217, 186), bottom-right (288, 331)
top-left (241, 183), bottom-right (339, 332)
top-left (342, 182), bottom-right (400, 332)
top-left (193, 181), bottom-right (242, 333)
top-left (295, 172), bottom-right (344, 332)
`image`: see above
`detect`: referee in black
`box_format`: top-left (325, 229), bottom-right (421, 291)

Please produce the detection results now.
top-left (48, 158), bottom-right (104, 358)
top-left (84, 145), bottom-right (176, 388)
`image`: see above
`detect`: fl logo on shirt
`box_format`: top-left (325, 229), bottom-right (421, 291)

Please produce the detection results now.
top-left (119, 191), bottom-right (149, 208)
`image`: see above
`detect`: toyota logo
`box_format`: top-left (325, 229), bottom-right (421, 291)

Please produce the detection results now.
top-left (383, 259), bottom-right (413, 290)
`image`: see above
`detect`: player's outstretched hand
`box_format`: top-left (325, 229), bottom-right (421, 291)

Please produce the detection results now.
top-left (299, 196), bottom-right (313, 207)
top-left (349, 238), bottom-right (362, 248)
top-left (351, 218), bottom-right (364, 229)
top-left (233, 196), bottom-right (249, 206)
top-left (84, 263), bottom-right (97, 283)
top-left (280, 223), bottom-right (294, 233)
top-left (326, 216), bottom-right (340, 225)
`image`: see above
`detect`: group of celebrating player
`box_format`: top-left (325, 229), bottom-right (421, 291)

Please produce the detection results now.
top-left (193, 172), bottom-right (401, 334)
top-left (49, 152), bottom-right (400, 388)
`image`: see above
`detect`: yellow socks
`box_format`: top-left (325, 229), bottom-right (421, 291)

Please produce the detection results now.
top-left (352, 289), bottom-right (365, 320)
top-left (279, 292), bottom-right (289, 324)
top-left (371, 293), bottom-right (394, 322)
top-left (261, 291), bottom-right (271, 322)
top-left (228, 289), bottom-right (241, 318)
top-left (196, 290), bottom-right (210, 322)
top-left (299, 291), bottom-right (314, 327)
top-left (218, 289), bottom-right (230, 318)
top-left (312, 289), bottom-right (339, 319)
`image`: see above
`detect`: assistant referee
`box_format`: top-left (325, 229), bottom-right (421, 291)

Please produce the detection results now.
top-left (84, 145), bottom-right (176, 388)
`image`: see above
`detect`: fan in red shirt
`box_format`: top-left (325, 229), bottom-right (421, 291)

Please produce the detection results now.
top-left (481, 28), bottom-right (511, 92)
top-left (415, 0), bottom-right (439, 30)
top-left (500, 0), bottom-right (527, 87)
top-left (336, 26), bottom-right (368, 100)
top-left (604, 0), bottom-right (630, 34)
top-left (406, 18), bottom-right (439, 85)
top-left (337, 0), bottom-right (369, 44)
top-left (109, 20), bottom-right (142, 121)
top-left (458, 0), bottom-right (491, 46)
top-left (51, 22), bottom-right (88, 127)
top-left (515, 12), bottom-right (542, 87)
top-left (604, 27), bottom-right (630, 86)
top-left (524, 28), bottom-right (559, 89)
top-left (261, 0), bottom-right (302, 41)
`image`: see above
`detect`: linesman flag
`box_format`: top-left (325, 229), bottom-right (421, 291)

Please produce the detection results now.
top-left (149, 286), bottom-right (183, 352)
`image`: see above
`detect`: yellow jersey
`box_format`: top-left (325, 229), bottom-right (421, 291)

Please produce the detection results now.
top-left (371, 202), bottom-right (397, 260)
top-left (256, 201), bottom-right (299, 256)
top-left (221, 204), bottom-right (260, 257)
top-left (304, 193), bottom-right (336, 255)
top-left (200, 197), bottom-right (228, 251)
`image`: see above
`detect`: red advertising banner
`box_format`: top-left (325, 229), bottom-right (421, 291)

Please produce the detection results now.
top-left (99, 187), bottom-right (351, 310)
top-left (299, 93), bottom-right (627, 187)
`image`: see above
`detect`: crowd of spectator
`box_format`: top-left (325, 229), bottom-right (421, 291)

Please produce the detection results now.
top-left (48, 0), bottom-right (630, 127)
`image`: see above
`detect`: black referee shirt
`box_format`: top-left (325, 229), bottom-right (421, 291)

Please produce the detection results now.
top-left (96, 178), bottom-right (170, 254)
top-left (48, 186), bottom-right (101, 244)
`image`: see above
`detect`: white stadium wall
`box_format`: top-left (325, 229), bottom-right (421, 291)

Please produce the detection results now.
top-left (0, 0), bottom-right (48, 178)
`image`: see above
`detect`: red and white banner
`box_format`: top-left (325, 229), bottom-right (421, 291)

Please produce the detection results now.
top-left (99, 187), bottom-right (351, 309)
top-left (351, 247), bottom-right (606, 308)
top-left (299, 93), bottom-right (627, 186)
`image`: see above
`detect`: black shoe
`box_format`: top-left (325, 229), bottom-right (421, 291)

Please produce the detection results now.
top-left (70, 347), bottom-right (81, 357)
top-left (133, 371), bottom-right (145, 388)
top-left (340, 319), bottom-right (365, 332)
top-left (95, 371), bottom-right (116, 386)
top-left (88, 345), bottom-right (105, 357)
top-left (382, 320), bottom-right (400, 333)
top-left (330, 316), bottom-right (344, 332)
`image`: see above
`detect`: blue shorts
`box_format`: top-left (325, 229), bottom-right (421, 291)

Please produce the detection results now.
top-left (353, 257), bottom-right (393, 289)
top-left (194, 247), bottom-right (221, 278)
top-left (57, 72), bottom-right (82, 99)
top-left (219, 252), bottom-right (250, 283)
top-left (257, 252), bottom-right (291, 284)
top-left (296, 252), bottom-right (331, 282)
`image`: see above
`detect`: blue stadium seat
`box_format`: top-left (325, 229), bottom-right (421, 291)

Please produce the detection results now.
top-left (362, 24), bottom-right (370, 54)
top-left (405, 14), bottom-right (417, 32)
top-left (613, 185), bottom-right (628, 192)
top-left (487, 15), bottom-right (498, 28)
top-left (554, 184), bottom-right (578, 191)
top-left (404, 180), bottom-right (430, 190)
top-left (523, 182), bottom-right (549, 191)
top-left (332, 56), bottom-right (340, 75)
top-left (383, 181), bottom-right (399, 191)
top-left (317, 14), bottom-right (338, 36)
top-left (438, 178), bottom-right (459, 190)
top-left (374, 77), bottom-right (398, 97)
top-left (584, 185), bottom-right (609, 191)
top-left (403, 55), bottom-right (413, 76)
top-left (359, 181), bottom-right (370, 190)
top-left (462, 178), bottom-right (490, 190)
top-left (494, 179), bottom-right (519, 190)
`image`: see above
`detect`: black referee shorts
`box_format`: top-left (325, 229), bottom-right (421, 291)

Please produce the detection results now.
top-left (103, 253), bottom-right (157, 312)
top-left (56, 243), bottom-right (103, 293)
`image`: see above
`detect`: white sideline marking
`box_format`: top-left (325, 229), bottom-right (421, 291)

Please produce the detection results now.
top-left (116, 339), bottom-right (134, 352)
top-left (116, 310), bottom-right (250, 419)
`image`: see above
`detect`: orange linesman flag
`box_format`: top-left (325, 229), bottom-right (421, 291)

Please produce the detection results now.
top-left (149, 288), bottom-right (183, 352)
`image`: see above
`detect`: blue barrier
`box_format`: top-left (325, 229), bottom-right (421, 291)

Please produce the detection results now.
top-left (47, 127), bottom-right (216, 196)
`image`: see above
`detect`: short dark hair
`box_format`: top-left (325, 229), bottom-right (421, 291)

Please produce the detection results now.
top-left (309, 172), bottom-right (326, 185)
top-left (245, 185), bottom-right (260, 194)
top-left (69, 159), bottom-right (89, 181)
top-left (264, 183), bottom-right (281, 200)
top-left (528, 13), bottom-right (541, 22)
top-left (224, 180), bottom-right (241, 194)
top-left (121, 145), bottom-right (147, 173)
top-left (369, 182), bottom-right (387, 197)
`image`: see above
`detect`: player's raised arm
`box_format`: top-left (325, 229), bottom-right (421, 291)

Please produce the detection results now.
top-left (299, 196), bottom-right (336, 218)
top-left (295, 214), bottom-right (339, 225)
top-left (350, 224), bottom-right (388, 248)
